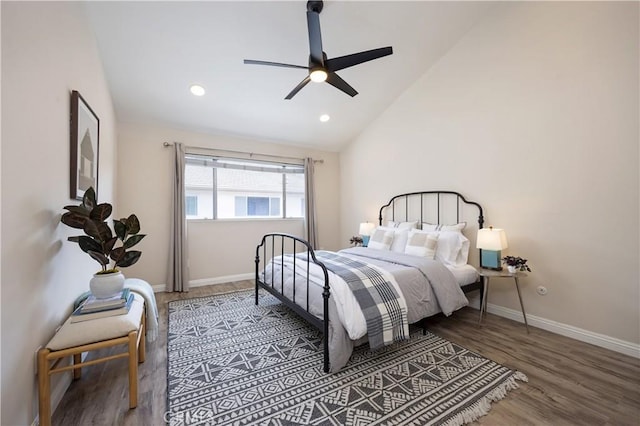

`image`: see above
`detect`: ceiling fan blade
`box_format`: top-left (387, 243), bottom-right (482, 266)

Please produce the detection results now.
top-left (325, 47), bottom-right (393, 72)
top-left (306, 10), bottom-right (324, 65)
top-left (326, 72), bottom-right (358, 97)
top-left (285, 76), bottom-right (311, 100)
top-left (244, 59), bottom-right (308, 70)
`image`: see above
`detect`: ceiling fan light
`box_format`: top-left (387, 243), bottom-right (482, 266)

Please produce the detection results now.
top-left (309, 69), bottom-right (327, 83)
top-left (190, 84), bottom-right (205, 96)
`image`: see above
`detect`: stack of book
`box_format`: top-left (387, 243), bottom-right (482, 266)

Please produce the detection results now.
top-left (71, 288), bottom-right (134, 323)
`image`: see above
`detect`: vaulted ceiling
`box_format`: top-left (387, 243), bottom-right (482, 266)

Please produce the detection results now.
top-left (85, 1), bottom-right (495, 151)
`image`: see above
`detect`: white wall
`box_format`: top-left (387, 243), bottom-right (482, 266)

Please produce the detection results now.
top-left (340, 2), bottom-right (639, 346)
top-left (1, 2), bottom-right (117, 425)
top-left (117, 122), bottom-right (340, 287)
top-left (1, 3), bottom-right (635, 424)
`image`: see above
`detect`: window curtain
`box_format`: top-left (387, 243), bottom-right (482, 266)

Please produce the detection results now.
top-left (304, 158), bottom-right (318, 249)
top-left (167, 142), bottom-right (189, 292)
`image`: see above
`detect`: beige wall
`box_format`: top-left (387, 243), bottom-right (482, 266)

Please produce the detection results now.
top-left (117, 122), bottom-right (340, 287)
top-left (1, 2), bottom-right (636, 424)
top-left (1, 2), bottom-right (118, 425)
top-left (341, 2), bottom-right (639, 347)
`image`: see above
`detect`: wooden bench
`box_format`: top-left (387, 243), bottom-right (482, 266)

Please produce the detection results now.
top-left (37, 293), bottom-right (146, 426)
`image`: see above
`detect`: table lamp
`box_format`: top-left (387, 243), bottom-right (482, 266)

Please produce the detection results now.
top-left (359, 222), bottom-right (376, 247)
top-left (476, 226), bottom-right (508, 270)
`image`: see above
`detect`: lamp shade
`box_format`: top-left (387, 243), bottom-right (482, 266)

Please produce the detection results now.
top-left (359, 222), bottom-right (376, 236)
top-left (476, 228), bottom-right (508, 250)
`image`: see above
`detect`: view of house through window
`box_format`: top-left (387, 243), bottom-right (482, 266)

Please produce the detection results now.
top-left (184, 154), bottom-right (305, 220)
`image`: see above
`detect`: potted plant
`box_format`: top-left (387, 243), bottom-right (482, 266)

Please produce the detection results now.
top-left (502, 256), bottom-right (531, 273)
top-left (61, 187), bottom-right (146, 298)
top-left (349, 235), bottom-right (364, 247)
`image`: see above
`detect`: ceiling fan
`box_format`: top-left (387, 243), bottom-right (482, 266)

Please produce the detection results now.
top-left (244, 0), bottom-right (393, 100)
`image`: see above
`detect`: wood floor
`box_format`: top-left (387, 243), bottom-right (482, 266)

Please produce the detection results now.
top-left (52, 281), bottom-right (640, 426)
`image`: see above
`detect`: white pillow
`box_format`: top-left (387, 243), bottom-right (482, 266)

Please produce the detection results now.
top-left (367, 228), bottom-right (395, 250)
top-left (385, 220), bottom-right (419, 230)
top-left (422, 222), bottom-right (466, 232)
top-left (434, 231), bottom-right (471, 266)
top-left (378, 226), bottom-right (410, 253)
top-left (404, 230), bottom-right (438, 258)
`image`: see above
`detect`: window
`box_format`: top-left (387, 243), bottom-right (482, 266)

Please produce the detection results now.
top-left (234, 196), bottom-right (281, 217)
top-left (185, 196), bottom-right (198, 217)
top-left (184, 154), bottom-right (305, 220)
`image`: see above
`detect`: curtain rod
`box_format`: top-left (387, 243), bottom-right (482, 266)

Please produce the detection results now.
top-left (162, 142), bottom-right (323, 164)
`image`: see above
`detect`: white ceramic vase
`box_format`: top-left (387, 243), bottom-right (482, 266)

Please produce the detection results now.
top-left (90, 271), bottom-right (125, 299)
top-left (507, 265), bottom-right (517, 273)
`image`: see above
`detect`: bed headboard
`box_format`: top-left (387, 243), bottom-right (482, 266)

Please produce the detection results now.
top-left (378, 191), bottom-right (484, 228)
top-left (378, 191), bottom-right (485, 265)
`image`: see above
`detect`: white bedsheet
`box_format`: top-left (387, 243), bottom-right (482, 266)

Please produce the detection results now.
top-left (447, 264), bottom-right (479, 286)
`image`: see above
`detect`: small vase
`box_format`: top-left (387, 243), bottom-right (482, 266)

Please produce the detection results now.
top-left (507, 265), bottom-right (517, 273)
top-left (90, 271), bottom-right (125, 299)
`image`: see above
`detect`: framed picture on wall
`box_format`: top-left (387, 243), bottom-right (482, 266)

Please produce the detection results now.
top-left (70, 90), bottom-right (99, 200)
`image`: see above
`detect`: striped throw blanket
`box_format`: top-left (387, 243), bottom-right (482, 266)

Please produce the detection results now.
top-left (314, 252), bottom-right (409, 349)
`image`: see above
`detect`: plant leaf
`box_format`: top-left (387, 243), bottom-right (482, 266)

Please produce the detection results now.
top-left (116, 250), bottom-right (141, 268)
top-left (110, 246), bottom-right (125, 262)
top-left (104, 236), bottom-right (118, 254)
top-left (82, 187), bottom-right (96, 211)
top-left (90, 203), bottom-right (112, 221)
top-left (78, 236), bottom-right (102, 254)
top-left (96, 222), bottom-right (112, 241)
top-left (113, 219), bottom-right (127, 241)
top-left (126, 214), bottom-right (141, 235)
top-left (61, 211), bottom-right (88, 229)
top-left (63, 205), bottom-right (90, 216)
top-left (83, 220), bottom-right (101, 240)
top-left (88, 250), bottom-right (109, 266)
top-left (123, 234), bottom-right (146, 249)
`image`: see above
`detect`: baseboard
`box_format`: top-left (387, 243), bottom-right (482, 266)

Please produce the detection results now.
top-left (190, 273), bottom-right (254, 288)
top-left (486, 303), bottom-right (640, 359)
top-left (151, 283), bottom-right (166, 293)
top-left (48, 371), bottom-right (73, 422)
top-left (151, 273), bottom-right (254, 293)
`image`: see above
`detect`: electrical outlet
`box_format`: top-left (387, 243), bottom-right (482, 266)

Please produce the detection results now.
top-left (536, 286), bottom-right (548, 295)
top-left (35, 346), bottom-right (42, 376)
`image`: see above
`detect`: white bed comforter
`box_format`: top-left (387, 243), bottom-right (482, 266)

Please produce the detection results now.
top-left (262, 248), bottom-right (468, 341)
top-left (261, 247), bottom-right (470, 371)
top-left (269, 252), bottom-right (395, 341)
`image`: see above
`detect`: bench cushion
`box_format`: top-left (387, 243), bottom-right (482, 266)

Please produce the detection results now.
top-left (47, 294), bottom-right (144, 350)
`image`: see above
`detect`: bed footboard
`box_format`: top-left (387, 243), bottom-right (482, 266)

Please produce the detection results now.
top-left (255, 233), bottom-right (331, 373)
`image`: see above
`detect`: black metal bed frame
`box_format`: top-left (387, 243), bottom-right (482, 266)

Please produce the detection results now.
top-left (255, 191), bottom-right (485, 373)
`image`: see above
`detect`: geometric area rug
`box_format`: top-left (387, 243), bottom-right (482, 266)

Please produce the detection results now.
top-left (167, 290), bottom-right (527, 426)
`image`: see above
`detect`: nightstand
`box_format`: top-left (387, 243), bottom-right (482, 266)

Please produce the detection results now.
top-left (477, 268), bottom-right (529, 333)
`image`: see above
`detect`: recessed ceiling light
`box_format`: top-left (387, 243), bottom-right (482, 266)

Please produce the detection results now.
top-left (319, 114), bottom-right (330, 122)
top-left (190, 84), bottom-right (205, 96)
